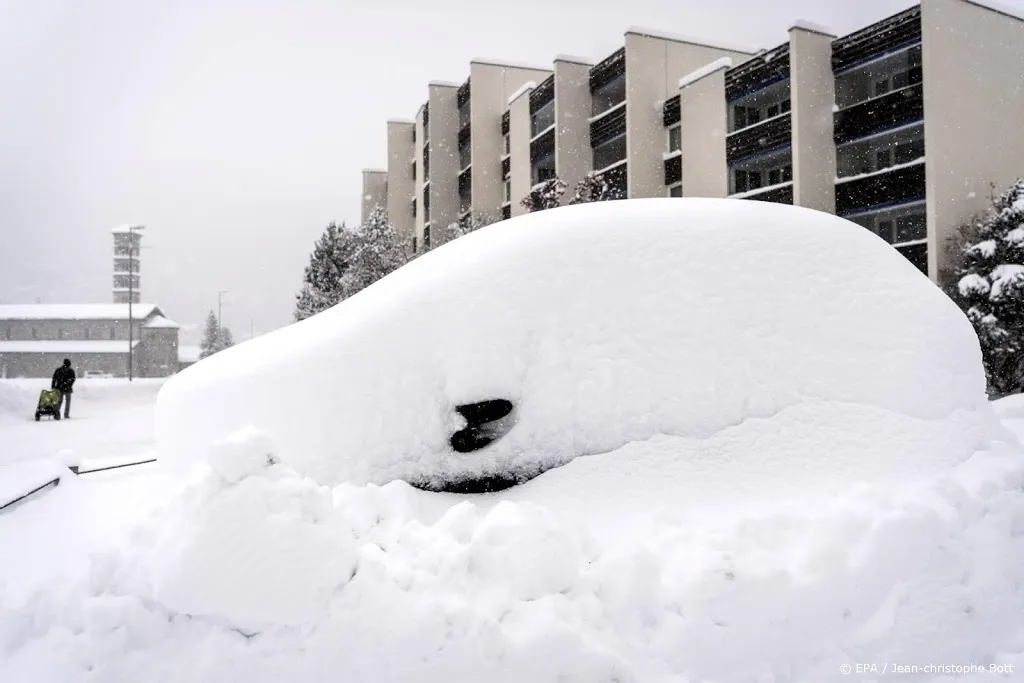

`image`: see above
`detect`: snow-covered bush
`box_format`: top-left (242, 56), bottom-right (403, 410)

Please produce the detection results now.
top-left (443, 213), bottom-right (492, 244)
top-left (954, 178), bottom-right (1024, 397)
top-left (520, 178), bottom-right (567, 212)
top-left (569, 171), bottom-right (626, 204)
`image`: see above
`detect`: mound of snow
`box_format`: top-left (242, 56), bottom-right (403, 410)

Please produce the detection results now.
top-left (3, 445), bottom-right (1023, 682)
top-left (157, 198), bottom-right (988, 496)
top-left (0, 381), bottom-right (37, 423)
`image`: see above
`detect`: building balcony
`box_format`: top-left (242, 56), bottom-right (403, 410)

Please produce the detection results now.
top-left (831, 5), bottom-right (921, 73)
top-left (835, 158), bottom-right (925, 215)
top-left (834, 81), bottom-right (923, 144)
top-left (663, 95), bottom-right (681, 127)
top-left (664, 154), bottom-right (681, 186)
top-left (730, 181), bottom-right (793, 205)
top-left (726, 43), bottom-right (789, 102)
top-left (530, 126), bottom-right (555, 164)
top-left (726, 113), bottom-right (791, 164)
top-left (590, 103), bottom-right (626, 148)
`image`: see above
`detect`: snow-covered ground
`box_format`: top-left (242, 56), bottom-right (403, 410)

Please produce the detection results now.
top-left (0, 378), bottom-right (163, 466)
top-left (2, 199), bottom-right (1024, 682)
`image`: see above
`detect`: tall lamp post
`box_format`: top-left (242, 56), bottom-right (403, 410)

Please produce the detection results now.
top-left (126, 225), bottom-right (144, 381)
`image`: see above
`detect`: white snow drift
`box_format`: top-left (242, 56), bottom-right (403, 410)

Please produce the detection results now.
top-left (5, 198), bottom-right (1024, 683)
top-left (157, 198), bottom-right (987, 495)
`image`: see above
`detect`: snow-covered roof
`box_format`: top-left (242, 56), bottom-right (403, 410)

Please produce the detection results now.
top-left (678, 57), bottom-right (734, 89)
top-left (144, 315), bottom-right (180, 329)
top-left (178, 345), bottom-right (202, 363)
top-left (111, 225), bottom-right (144, 234)
top-left (0, 304), bottom-right (159, 321)
top-left (625, 26), bottom-right (759, 55)
top-left (554, 54), bottom-right (595, 66)
top-left (507, 81), bottom-right (536, 106)
top-left (428, 80), bottom-right (460, 88)
top-left (362, 168), bottom-right (387, 175)
top-left (471, 58), bottom-right (552, 72)
top-left (386, 118), bottom-right (414, 125)
top-left (789, 19), bottom-right (836, 36)
top-left (0, 340), bottom-right (140, 354)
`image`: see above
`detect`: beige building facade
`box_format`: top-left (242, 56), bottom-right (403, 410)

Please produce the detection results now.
top-left (361, 0), bottom-right (1024, 285)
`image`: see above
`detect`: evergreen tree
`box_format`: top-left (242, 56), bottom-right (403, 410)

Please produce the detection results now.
top-left (218, 326), bottom-right (234, 350)
top-left (294, 221), bottom-right (358, 322)
top-left (199, 311), bottom-right (231, 359)
top-left (520, 178), bottom-right (567, 212)
top-left (348, 206), bottom-right (407, 293)
top-left (954, 178), bottom-right (1024, 396)
top-left (569, 171), bottom-right (627, 204)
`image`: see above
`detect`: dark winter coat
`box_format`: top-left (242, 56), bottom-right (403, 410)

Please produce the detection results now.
top-left (52, 365), bottom-right (76, 393)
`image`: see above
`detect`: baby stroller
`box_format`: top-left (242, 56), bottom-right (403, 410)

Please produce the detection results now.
top-left (35, 389), bottom-right (62, 421)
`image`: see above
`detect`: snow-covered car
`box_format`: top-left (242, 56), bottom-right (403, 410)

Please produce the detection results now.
top-left (7, 199), bottom-right (1023, 683)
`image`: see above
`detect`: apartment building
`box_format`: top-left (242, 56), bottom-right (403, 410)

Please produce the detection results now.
top-left (362, 0), bottom-right (1024, 283)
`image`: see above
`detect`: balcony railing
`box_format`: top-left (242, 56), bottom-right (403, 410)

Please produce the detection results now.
top-left (835, 160), bottom-right (926, 215)
top-left (735, 182), bottom-right (793, 205)
top-left (590, 47), bottom-right (625, 92)
top-left (530, 126), bottom-right (555, 163)
top-left (834, 81), bottom-right (923, 144)
top-left (726, 113), bottom-right (791, 164)
top-left (832, 5), bottom-right (921, 73)
top-left (501, 111), bottom-right (510, 136)
top-left (530, 76), bottom-right (555, 114)
top-left (726, 43), bottom-right (789, 102)
top-left (664, 155), bottom-right (681, 186)
top-left (590, 103), bottom-right (626, 147)
top-left (663, 95), bottom-right (680, 127)
top-left (501, 156), bottom-right (510, 178)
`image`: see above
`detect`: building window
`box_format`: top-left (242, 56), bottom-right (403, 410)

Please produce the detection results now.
top-left (501, 205), bottom-right (511, 220)
top-left (894, 138), bottom-right (925, 165)
top-left (424, 225), bottom-right (431, 249)
top-left (503, 179), bottom-right (511, 203)
top-left (423, 189), bottom-right (430, 223)
top-left (411, 198), bottom-right (416, 218)
top-left (459, 141), bottom-right (471, 170)
top-left (110, 327), bottom-right (116, 340)
top-left (412, 236), bottom-right (418, 253)
top-left (531, 100), bottom-right (554, 138)
top-left (532, 153), bottom-right (557, 185)
top-left (734, 169), bottom-right (748, 194)
top-left (591, 73), bottom-right (625, 116)
top-left (503, 134), bottom-right (510, 156)
top-left (873, 78), bottom-right (890, 97)
top-left (411, 162), bottom-right (416, 181)
top-left (667, 125), bottom-right (681, 153)
top-left (668, 183), bottom-right (683, 197)
top-left (593, 133), bottom-right (626, 171)
top-left (876, 149), bottom-right (892, 170)
top-left (896, 213), bottom-right (926, 243)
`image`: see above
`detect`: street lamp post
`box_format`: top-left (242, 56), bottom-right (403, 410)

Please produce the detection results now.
top-left (126, 225), bottom-right (144, 381)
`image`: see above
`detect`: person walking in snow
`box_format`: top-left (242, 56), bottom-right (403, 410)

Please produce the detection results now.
top-left (51, 358), bottom-right (76, 419)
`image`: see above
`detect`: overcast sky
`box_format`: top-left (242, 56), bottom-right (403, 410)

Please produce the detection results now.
top-left (0, 0), bottom-right (974, 342)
